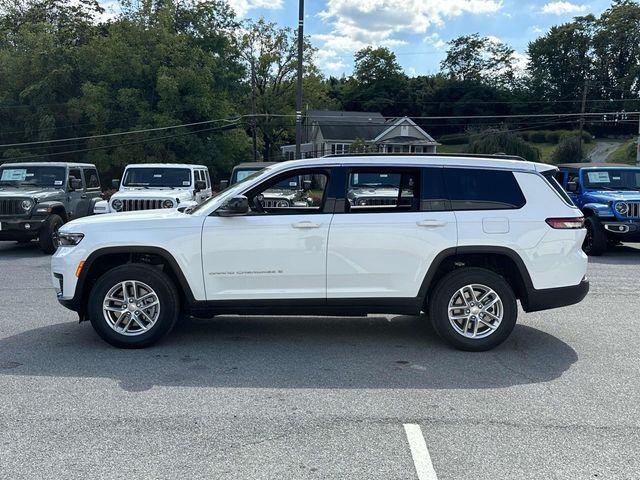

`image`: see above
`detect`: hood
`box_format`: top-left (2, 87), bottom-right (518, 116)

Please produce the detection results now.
top-left (111, 189), bottom-right (193, 201)
top-left (0, 188), bottom-right (64, 200)
top-left (585, 191), bottom-right (640, 203)
top-left (61, 209), bottom-right (197, 232)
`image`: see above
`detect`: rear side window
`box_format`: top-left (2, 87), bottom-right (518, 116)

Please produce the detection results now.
top-left (421, 168), bottom-right (448, 211)
top-left (443, 168), bottom-right (526, 210)
top-left (543, 170), bottom-right (575, 206)
top-left (84, 168), bottom-right (100, 189)
top-left (346, 168), bottom-right (420, 212)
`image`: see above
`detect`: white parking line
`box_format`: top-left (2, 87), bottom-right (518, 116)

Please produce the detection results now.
top-left (403, 423), bottom-right (438, 480)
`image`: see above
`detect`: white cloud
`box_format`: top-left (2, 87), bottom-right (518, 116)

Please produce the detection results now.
top-left (423, 33), bottom-right (446, 50)
top-left (540, 2), bottom-right (589, 15)
top-left (226, 0), bottom-right (283, 17)
top-left (313, 0), bottom-right (502, 73)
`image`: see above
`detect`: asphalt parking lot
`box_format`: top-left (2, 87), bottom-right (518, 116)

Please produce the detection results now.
top-left (0, 241), bottom-right (639, 480)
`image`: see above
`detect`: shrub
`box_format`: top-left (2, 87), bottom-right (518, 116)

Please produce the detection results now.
top-left (551, 134), bottom-right (583, 164)
top-left (529, 131), bottom-right (547, 143)
top-left (468, 130), bottom-right (540, 162)
top-left (545, 131), bottom-right (561, 144)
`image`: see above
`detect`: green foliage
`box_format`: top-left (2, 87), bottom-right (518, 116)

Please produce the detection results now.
top-left (348, 138), bottom-right (372, 153)
top-left (608, 139), bottom-right (639, 164)
top-left (467, 130), bottom-right (540, 162)
top-left (521, 130), bottom-right (592, 145)
top-left (551, 135), bottom-right (584, 164)
top-left (438, 133), bottom-right (469, 145)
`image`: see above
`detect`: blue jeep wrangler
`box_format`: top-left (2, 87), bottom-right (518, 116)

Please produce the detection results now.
top-left (556, 163), bottom-right (640, 255)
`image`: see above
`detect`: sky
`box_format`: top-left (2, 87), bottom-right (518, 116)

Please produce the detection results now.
top-left (102, 0), bottom-right (615, 76)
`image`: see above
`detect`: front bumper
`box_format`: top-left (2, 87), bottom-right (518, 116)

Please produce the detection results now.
top-left (600, 220), bottom-right (640, 242)
top-left (523, 279), bottom-right (590, 313)
top-left (0, 218), bottom-right (45, 240)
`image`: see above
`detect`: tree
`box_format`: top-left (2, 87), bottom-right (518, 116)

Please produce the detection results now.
top-left (527, 16), bottom-right (596, 107)
top-left (551, 134), bottom-right (584, 163)
top-left (441, 34), bottom-right (518, 87)
top-left (467, 129), bottom-right (539, 162)
top-left (341, 47), bottom-right (408, 115)
top-left (238, 18), bottom-right (327, 160)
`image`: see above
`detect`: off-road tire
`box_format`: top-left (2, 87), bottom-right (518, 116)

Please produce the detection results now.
top-left (38, 214), bottom-right (63, 254)
top-left (583, 217), bottom-right (607, 256)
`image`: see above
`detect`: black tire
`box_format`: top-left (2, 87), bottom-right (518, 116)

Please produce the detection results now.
top-left (583, 217), bottom-right (607, 256)
top-left (88, 264), bottom-right (180, 348)
top-left (428, 268), bottom-right (518, 352)
top-left (38, 214), bottom-right (63, 254)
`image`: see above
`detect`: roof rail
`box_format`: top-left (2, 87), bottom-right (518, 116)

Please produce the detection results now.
top-left (323, 152), bottom-right (527, 162)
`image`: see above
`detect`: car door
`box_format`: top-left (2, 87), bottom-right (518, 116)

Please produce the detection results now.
top-left (201, 167), bottom-right (334, 301)
top-left (82, 166), bottom-right (102, 205)
top-left (197, 169), bottom-right (212, 203)
top-left (66, 168), bottom-right (88, 219)
top-left (326, 166), bottom-right (457, 299)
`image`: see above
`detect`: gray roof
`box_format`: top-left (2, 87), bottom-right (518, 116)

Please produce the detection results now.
top-left (1, 162), bottom-right (96, 168)
top-left (308, 110), bottom-right (387, 141)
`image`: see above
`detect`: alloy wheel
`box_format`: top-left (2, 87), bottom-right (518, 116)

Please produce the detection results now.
top-left (102, 280), bottom-right (161, 336)
top-left (447, 284), bottom-right (504, 339)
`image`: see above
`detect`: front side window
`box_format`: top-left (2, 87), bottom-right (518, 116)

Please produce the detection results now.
top-left (444, 168), bottom-right (526, 210)
top-left (0, 166), bottom-right (66, 188)
top-left (123, 168), bottom-right (191, 188)
top-left (248, 170), bottom-right (329, 214)
top-left (347, 169), bottom-right (419, 212)
top-left (582, 168), bottom-right (640, 191)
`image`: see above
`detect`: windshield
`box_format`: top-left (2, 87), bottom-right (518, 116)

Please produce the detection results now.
top-left (350, 173), bottom-right (401, 188)
top-left (189, 167), bottom-right (267, 214)
top-left (582, 168), bottom-right (640, 191)
top-left (123, 168), bottom-right (191, 188)
top-left (0, 166), bottom-right (66, 188)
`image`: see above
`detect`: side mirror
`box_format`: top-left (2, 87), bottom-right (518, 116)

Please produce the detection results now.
top-left (219, 179), bottom-right (229, 190)
top-left (567, 181), bottom-right (579, 193)
top-left (194, 180), bottom-right (207, 192)
top-left (69, 177), bottom-right (82, 191)
top-left (111, 179), bottom-right (120, 189)
top-left (303, 179), bottom-right (312, 191)
top-left (216, 195), bottom-right (249, 217)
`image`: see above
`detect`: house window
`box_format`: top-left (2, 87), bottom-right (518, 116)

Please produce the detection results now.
top-left (331, 143), bottom-right (348, 155)
top-left (401, 125), bottom-right (409, 137)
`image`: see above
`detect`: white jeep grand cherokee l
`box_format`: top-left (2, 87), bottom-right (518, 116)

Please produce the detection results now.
top-left (52, 154), bottom-right (589, 351)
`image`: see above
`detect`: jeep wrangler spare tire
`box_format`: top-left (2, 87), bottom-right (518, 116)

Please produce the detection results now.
top-left (39, 214), bottom-right (63, 254)
top-left (429, 268), bottom-right (518, 351)
top-left (88, 264), bottom-right (180, 348)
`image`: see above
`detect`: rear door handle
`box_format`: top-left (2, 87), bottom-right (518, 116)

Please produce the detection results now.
top-left (417, 220), bottom-right (447, 228)
top-left (292, 221), bottom-right (320, 229)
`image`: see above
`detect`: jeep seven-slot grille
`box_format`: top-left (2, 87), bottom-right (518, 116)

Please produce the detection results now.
top-left (620, 202), bottom-right (640, 218)
top-left (357, 197), bottom-right (397, 206)
top-left (120, 199), bottom-right (164, 211)
top-left (0, 199), bottom-right (23, 216)
top-left (263, 199), bottom-right (288, 208)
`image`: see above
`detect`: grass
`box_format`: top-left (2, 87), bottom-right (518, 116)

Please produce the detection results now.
top-left (437, 142), bottom-right (560, 163)
top-left (607, 139), bottom-right (638, 164)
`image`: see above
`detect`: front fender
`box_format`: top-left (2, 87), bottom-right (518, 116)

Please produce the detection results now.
top-left (92, 200), bottom-right (110, 214)
top-left (33, 201), bottom-right (66, 218)
top-left (583, 202), bottom-right (614, 218)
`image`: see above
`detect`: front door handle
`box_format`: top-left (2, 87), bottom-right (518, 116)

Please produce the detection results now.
top-left (417, 219), bottom-right (447, 228)
top-left (80, 194), bottom-right (87, 199)
top-left (292, 221), bottom-right (320, 229)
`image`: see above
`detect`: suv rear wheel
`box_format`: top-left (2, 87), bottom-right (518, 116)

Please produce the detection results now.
top-left (88, 264), bottom-right (180, 348)
top-left (428, 268), bottom-right (517, 351)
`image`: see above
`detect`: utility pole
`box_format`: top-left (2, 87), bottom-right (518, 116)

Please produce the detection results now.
top-left (636, 113), bottom-right (640, 166)
top-left (250, 58), bottom-right (258, 162)
top-left (295, 0), bottom-right (304, 160)
top-left (579, 81), bottom-right (588, 158)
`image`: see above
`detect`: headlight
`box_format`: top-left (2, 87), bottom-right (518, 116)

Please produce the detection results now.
top-left (21, 199), bottom-right (33, 211)
top-left (112, 199), bottom-right (123, 211)
top-left (615, 202), bottom-right (629, 216)
top-left (162, 199), bottom-right (174, 209)
top-left (358, 199), bottom-right (368, 206)
top-left (55, 232), bottom-right (84, 247)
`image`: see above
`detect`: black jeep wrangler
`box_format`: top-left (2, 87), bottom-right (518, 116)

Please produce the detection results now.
top-left (0, 162), bottom-right (102, 253)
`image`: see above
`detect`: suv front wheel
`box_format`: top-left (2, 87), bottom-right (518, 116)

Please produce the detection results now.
top-left (429, 268), bottom-right (517, 351)
top-left (88, 264), bottom-right (180, 348)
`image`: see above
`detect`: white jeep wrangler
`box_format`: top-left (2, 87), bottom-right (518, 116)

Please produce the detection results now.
top-left (52, 154), bottom-right (589, 351)
top-left (93, 163), bottom-right (212, 214)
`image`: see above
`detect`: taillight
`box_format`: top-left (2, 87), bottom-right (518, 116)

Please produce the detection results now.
top-left (545, 217), bottom-right (585, 229)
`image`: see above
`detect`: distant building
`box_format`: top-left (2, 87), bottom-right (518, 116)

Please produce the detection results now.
top-left (281, 110), bottom-right (439, 160)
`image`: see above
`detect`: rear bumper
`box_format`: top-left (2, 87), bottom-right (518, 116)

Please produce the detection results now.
top-left (0, 218), bottom-right (45, 240)
top-left (523, 279), bottom-right (589, 313)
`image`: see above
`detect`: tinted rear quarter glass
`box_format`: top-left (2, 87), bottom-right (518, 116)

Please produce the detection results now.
top-left (443, 168), bottom-right (526, 210)
top-left (542, 170), bottom-right (575, 206)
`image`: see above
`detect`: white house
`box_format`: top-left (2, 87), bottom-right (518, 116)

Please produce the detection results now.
top-left (281, 110), bottom-right (439, 160)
